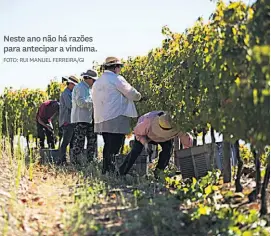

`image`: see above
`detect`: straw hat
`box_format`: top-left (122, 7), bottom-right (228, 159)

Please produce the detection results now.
top-left (150, 113), bottom-right (179, 139)
top-left (104, 56), bottom-right (123, 66)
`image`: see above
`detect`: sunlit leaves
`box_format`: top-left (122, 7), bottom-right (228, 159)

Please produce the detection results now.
top-left (121, 0), bottom-right (269, 149)
top-left (235, 77), bottom-right (241, 87)
top-left (1, 80), bottom-right (64, 138)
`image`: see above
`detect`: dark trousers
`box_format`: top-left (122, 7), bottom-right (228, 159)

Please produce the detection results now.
top-left (59, 124), bottom-right (75, 162)
top-left (37, 122), bottom-right (55, 149)
top-left (59, 128), bottom-right (63, 144)
top-left (102, 133), bottom-right (125, 174)
top-left (119, 138), bottom-right (173, 175)
top-left (72, 122), bottom-right (97, 162)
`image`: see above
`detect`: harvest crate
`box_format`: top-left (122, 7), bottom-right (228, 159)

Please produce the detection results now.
top-left (39, 149), bottom-right (88, 164)
top-left (39, 149), bottom-right (60, 164)
top-left (174, 145), bottom-right (212, 179)
top-left (113, 151), bottom-right (148, 176)
top-left (174, 142), bottom-right (235, 179)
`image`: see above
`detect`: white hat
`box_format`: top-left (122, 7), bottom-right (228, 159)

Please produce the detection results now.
top-left (62, 75), bottom-right (79, 85)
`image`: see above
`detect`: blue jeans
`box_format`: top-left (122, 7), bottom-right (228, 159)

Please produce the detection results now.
top-left (59, 124), bottom-right (75, 162)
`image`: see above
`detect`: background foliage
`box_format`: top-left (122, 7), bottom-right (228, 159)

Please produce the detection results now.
top-left (0, 0), bottom-right (269, 154)
top-left (0, 80), bottom-right (64, 147)
top-left (121, 0), bottom-right (269, 151)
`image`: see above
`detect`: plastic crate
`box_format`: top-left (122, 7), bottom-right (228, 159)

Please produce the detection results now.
top-left (114, 151), bottom-right (148, 176)
top-left (174, 142), bottom-right (235, 179)
top-left (39, 149), bottom-right (60, 164)
top-left (39, 149), bottom-right (88, 164)
top-left (174, 144), bottom-right (212, 179)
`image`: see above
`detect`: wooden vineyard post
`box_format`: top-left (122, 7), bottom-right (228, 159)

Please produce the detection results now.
top-left (174, 136), bottom-right (180, 151)
top-left (173, 136), bottom-right (180, 169)
top-left (222, 141), bottom-right (231, 183)
top-left (209, 127), bottom-right (216, 169)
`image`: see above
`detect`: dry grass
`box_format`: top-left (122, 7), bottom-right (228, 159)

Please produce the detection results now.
top-left (0, 144), bottom-right (269, 236)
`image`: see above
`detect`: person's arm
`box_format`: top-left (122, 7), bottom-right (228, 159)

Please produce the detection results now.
top-left (115, 75), bottom-right (141, 101)
top-left (178, 132), bottom-right (193, 148)
top-left (37, 116), bottom-right (47, 127)
top-left (37, 116), bottom-right (53, 131)
top-left (61, 92), bottom-right (72, 126)
top-left (73, 85), bottom-right (92, 109)
top-left (62, 91), bottom-right (72, 110)
top-left (49, 112), bottom-right (57, 122)
top-left (134, 119), bottom-right (151, 145)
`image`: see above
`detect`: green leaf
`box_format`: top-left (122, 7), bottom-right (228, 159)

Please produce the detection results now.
top-left (183, 187), bottom-right (189, 193)
top-left (205, 55), bottom-right (211, 63)
top-left (204, 185), bottom-right (212, 195)
top-left (253, 89), bottom-right (258, 105)
top-left (242, 231), bottom-right (253, 236)
top-left (232, 27), bottom-right (237, 36)
top-left (262, 89), bottom-right (269, 96)
top-left (192, 177), bottom-right (197, 186)
top-left (165, 176), bottom-right (171, 184)
top-left (198, 205), bottom-right (211, 215)
top-left (235, 77), bottom-right (241, 87)
top-left (212, 185), bottom-right (219, 191)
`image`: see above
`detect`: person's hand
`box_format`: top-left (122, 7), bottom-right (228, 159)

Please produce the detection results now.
top-left (144, 143), bottom-right (153, 155)
top-left (140, 96), bottom-right (148, 102)
top-left (221, 98), bottom-right (232, 107)
top-left (47, 127), bottom-right (53, 133)
top-left (46, 124), bottom-right (53, 132)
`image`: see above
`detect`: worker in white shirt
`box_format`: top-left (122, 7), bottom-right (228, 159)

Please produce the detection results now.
top-left (92, 56), bottom-right (142, 174)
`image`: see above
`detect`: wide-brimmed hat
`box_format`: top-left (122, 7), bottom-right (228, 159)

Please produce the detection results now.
top-left (103, 56), bottom-right (124, 66)
top-left (62, 75), bottom-right (79, 85)
top-left (81, 69), bottom-right (98, 80)
top-left (150, 113), bottom-right (179, 139)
